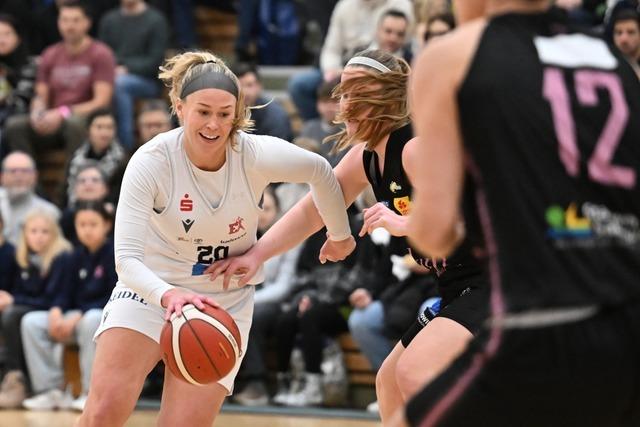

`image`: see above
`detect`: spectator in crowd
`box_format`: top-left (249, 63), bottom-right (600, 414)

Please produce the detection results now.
top-left (4, 1), bottom-right (116, 159)
top-left (98, 0), bottom-right (169, 151)
top-left (288, 0), bottom-right (413, 121)
top-left (0, 210), bottom-right (72, 408)
top-left (136, 99), bottom-right (173, 147)
top-left (612, 8), bottom-right (640, 73)
top-left (422, 12), bottom-right (455, 43)
top-left (294, 78), bottom-right (344, 167)
top-left (0, 13), bottom-right (37, 146)
top-left (61, 108), bottom-right (126, 208)
top-left (365, 9), bottom-right (413, 63)
top-left (59, 162), bottom-right (112, 243)
top-left (232, 186), bottom-right (303, 406)
top-left (22, 201), bottom-right (116, 412)
top-left (0, 151), bottom-right (60, 245)
top-left (232, 62), bottom-right (293, 141)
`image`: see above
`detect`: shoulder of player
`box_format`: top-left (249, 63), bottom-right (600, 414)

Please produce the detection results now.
top-left (129, 128), bottom-right (182, 168)
top-left (414, 19), bottom-right (488, 88)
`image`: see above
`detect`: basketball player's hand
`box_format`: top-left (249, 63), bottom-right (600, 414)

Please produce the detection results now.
top-left (319, 233), bottom-right (356, 264)
top-left (161, 288), bottom-right (220, 321)
top-left (205, 255), bottom-right (257, 290)
top-left (349, 288), bottom-right (372, 309)
top-left (360, 202), bottom-right (408, 237)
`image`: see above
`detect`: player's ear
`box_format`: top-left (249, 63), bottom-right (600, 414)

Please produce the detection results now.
top-left (175, 98), bottom-right (184, 122)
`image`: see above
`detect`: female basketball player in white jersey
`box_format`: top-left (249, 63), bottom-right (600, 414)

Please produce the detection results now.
top-left (207, 49), bottom-right (489, 425)
top-left (77, 51), bottom-right (355, 427)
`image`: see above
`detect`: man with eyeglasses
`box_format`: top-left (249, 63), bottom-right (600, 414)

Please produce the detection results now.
top-left (0, 152), bottom-right (60, 245)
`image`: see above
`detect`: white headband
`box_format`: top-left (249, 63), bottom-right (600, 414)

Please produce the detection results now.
top-left (345, 56), bottom-right (391, 73)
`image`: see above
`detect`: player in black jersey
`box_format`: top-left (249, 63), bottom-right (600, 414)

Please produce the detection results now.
top-left (403, 0), bottom-right (640, 426)
top-left (207, 48), bottom-right (488, 424)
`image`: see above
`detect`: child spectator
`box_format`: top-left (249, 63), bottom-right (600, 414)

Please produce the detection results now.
top-left (22, 201), bottom-right (116, 411)
top-left (0, 210), bottom-right (71, 408)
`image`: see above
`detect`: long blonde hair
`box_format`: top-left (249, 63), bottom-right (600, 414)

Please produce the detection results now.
top-left (329, 49), bottom-right (411, 152)
top-left (158, 51), bottom-right (253, 147)
top-left (16, 210), bottom-right (71, 275)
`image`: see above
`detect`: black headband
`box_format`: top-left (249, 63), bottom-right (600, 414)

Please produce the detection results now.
top-left (180, 69), bottom-right (239, 99)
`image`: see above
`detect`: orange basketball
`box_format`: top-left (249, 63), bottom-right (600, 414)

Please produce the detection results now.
top-left (160, 304), bottom-right (242, 385)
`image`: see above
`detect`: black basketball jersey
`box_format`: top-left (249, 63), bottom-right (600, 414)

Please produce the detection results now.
top-left (362, 124), bottom-right (485, 290)
top-left (458, 9), bottom-right (640, 311)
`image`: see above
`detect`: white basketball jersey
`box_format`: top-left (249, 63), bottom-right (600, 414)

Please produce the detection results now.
top-left (143, 132), bottom-right (264, 293)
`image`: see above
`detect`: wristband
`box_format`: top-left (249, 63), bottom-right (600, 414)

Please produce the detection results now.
top-left (57, 105), bottom-right (72, 119)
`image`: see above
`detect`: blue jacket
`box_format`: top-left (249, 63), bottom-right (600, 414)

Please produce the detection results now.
top-left (11, 251), bottom-right (73, 310)
top-left (65, 240), bottom-right (117, 312)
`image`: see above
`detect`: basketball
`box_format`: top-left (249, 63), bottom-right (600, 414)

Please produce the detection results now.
top-left (160, 304), bottom-right (242, 386)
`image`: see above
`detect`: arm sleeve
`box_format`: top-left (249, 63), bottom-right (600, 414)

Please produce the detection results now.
top-left (113, 151), bottom-right (175, 307)
top-left (247, 135), bottom-right (351, 241)
top-left (254, 244), bottom-right (303, 305)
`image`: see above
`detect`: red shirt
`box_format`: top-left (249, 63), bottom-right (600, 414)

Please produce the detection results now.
top-left (37, 39), bottom-right (115, 109)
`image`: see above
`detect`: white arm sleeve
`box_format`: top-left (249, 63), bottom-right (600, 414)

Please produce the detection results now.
top-left (246, 135), bottom-right (351, 241)
top-left (114, 148), bottom-right (175, 307)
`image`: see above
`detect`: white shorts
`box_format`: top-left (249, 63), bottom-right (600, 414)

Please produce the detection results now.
top-left (94, 283), bottom-right (255, 394)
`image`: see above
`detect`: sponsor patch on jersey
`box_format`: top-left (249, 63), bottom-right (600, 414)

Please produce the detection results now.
top-left (228, 217), bottom-right (245, 234)
top-left (180, 193), bottom-right (193, 212)
top-left (393, 196), bottom-right (411, 216)
top-left (389, 181), bottom-right (402, 193)
top-left (545, 201), bottom-right (640, 248)
top-left (182, 219), bottom-right (195, 233)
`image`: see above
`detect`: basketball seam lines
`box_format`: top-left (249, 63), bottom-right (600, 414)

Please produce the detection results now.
top-left (183, 311), bottom-right (223, 380)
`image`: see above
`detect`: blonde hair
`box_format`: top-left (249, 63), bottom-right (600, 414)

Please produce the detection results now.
top-left (328, 49), bottom-right (411, 152)
top-left (16, 210), bottom-right (71, 275)
top-left (158, 51), bottom-right (253, 147)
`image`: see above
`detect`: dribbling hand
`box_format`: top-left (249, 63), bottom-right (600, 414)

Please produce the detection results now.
top-left (161, 288), bottom-right (219, 321)
top-left (319, 233), bottom-right (356, 264)
top-left (359, 202), bottom-right (408, 237)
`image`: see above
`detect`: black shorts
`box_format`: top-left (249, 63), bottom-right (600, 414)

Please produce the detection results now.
top-left (401, 274), bottom-right (489, 347)
top-left (405, 301), bottom-right (640, 427)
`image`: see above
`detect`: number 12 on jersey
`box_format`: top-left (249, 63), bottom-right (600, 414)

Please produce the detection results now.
top-left (543, 67), bottom-right (636, 189)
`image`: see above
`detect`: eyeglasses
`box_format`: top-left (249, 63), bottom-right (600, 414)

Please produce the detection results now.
top-left (2, 167), bottom-right (35, 174)
top-left (77, 176), bottom-right (103, 184)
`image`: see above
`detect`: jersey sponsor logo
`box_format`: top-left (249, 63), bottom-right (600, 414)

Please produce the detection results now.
top-left (193, 238), bottom-right (204, 244)
top-left (182, 218), bottom-right (195, 233)
top-left (393, 196), bottom-right (411, 216)
top-left (108, 289), bottom-right (147, 305)
top-left (389, 181), bottom-right (402, 193)
top-left (178, 236), bottom-right (191, 242)
top-left (228, 217), bottom-right (245, 234)
top-left (546, 202), bottom-right (640, 248)
top-left (180, 194), bottom-right (193, 212)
